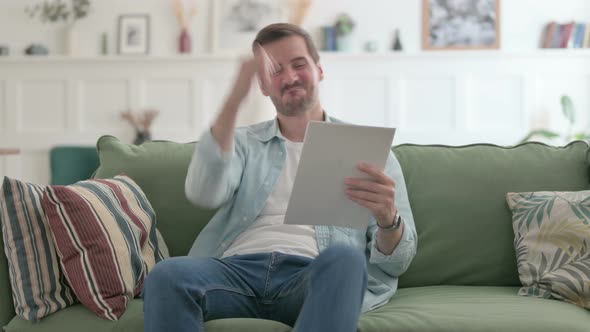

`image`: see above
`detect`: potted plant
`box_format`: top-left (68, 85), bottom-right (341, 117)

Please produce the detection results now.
top-left (25, 0), bottom-right (91, 55)
top-left (121, 109), bottom-right (159, 145)
top-left (334, 13), bottom-right (355, 51)
top-left (520, 95), bottom-right (589, 144)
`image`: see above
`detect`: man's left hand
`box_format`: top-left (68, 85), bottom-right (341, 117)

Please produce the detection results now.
top-left (345, 162), bottom-right (397, 228)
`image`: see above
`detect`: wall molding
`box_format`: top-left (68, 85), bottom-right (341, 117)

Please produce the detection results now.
top-left (1, 51), bottom-right (590, 183)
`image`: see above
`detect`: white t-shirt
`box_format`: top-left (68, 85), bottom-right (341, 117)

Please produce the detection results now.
top-left (222, 139), bottom-right (319, 259)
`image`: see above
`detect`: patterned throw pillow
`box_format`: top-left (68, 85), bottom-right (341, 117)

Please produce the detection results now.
top-left (0, 177), bottom-right (76, 321)
top-left (506, 190), bottom-right (590, 308)
top-left (42, 175), bottom-right (167, 320)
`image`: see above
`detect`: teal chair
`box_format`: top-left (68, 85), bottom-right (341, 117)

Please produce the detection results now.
top-left (50, 146), bottom-right (100, 185)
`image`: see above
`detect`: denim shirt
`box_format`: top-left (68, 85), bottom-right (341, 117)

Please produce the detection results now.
top-left (185, 115), bottom-right (417, 313)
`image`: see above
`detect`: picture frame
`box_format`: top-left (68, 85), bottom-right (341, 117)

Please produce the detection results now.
top-left (422, 0), bottom-right (501, 50)
top-left (210, 0), bottom-right (290, 54)
top-left (117, 14), bottom-right (150, 55)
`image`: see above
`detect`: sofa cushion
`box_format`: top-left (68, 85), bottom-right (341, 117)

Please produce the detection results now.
top-left (43, 176), bottom-right (167, 320)
top-left (5, 300), bottom-right (292, 332)
top-left (93, 136), bottom-right (217, 257)
top-left (6, 288), bottom-right (588, 332)
top-left (358, 286), bottom-right (590, 332)
top-left (0, 177), bottom-right (75, 321)
top-left (506, 190), bottom-right (590, 308)
top-left (393, 141), bottom-right (590, 288)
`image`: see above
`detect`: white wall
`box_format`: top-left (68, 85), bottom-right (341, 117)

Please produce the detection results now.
top-left (1, 0), bottom-right (590, 56)
top-left (2, 51), bottom-right (590, 184)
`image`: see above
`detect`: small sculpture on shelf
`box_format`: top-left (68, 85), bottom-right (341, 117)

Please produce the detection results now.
top-left (25, 44), bottom-right (49, 55)
top-left (392, 29), bottom-right (403, 51)
top-left (0, 45), bottom-right (10, 56)
top-left (121, 109), bottom-right (159, 145)
top-left (171, 0), bottom-right (197, 54)
top-left (364, 40), bottom-right (378, 53)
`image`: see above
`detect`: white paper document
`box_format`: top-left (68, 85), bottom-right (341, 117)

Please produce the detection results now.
top-left (284, 121), bottom-right (396, 230)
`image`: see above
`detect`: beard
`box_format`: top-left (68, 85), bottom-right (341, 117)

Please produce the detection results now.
top-left (271, 84), bottom-right (318, 117)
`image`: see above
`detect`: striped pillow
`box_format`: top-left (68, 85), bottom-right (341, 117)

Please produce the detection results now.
top-left (0, 176), bottom-right (75, 321)
top-left (42, 175), bottom-right (166, 321)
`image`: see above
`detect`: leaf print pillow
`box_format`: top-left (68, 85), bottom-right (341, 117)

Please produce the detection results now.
top-left (506, 190), bottom-right (590, 309)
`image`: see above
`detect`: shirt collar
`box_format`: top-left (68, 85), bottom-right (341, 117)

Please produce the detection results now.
top-left (249, 111), bottom-right (334, 142)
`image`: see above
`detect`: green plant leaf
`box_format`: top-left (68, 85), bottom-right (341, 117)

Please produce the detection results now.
top-left (519, 129), bottom-right (560, 143)
top-left (561, 95), bottom-right (575, 125)
top-left (571, 133), bottom-right (590, 142)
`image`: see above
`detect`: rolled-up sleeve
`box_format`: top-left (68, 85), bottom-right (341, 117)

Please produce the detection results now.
top-left (366, 152), bottom-right (418, 277)
top-left (184, 129), bottom-right (246, 209)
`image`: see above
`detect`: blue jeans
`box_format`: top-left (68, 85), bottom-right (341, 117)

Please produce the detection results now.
top-left (142, 244), bottom-right (367, 332)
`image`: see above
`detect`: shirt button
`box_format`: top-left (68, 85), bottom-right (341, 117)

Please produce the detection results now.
top-left (242, 217), bottom-right (247, 221)
top-left (221, 242), bottom-right (227, 247)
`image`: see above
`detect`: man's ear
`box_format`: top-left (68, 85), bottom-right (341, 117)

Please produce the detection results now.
top-left (317, 63), bottom-right (324, 81)
top-left (258, 75), bottom-right (270, 96)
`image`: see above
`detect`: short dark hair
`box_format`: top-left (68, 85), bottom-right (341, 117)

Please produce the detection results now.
top-left (252, 23), bottom-right (320, 64)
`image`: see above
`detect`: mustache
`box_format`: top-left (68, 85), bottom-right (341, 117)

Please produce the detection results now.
top-left (281, 82), bottom-right (303, 94)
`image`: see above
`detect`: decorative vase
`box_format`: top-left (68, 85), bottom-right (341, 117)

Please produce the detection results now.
top-left (336, 34), bottom-right (353, 52)
top-left (322, 26), bottom-right (337, 51)
top-left (63, 22), bottom-right (77, 56)
top-left (133, 131), bottom-right (152, 145)
top-left (100, 32), bottom-right (108, 55)
top-left (179, 28), bottom-right (192, 54)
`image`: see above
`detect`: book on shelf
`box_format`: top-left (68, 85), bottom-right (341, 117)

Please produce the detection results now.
top-left (583, 23), bottom-right (590, 48)
top-left (573, 23), bottom-right (586, 48)
top-left (541, 20), bottom-right (590, 49)
top-left (560, 21), bottom-right (575, 48)
top-left (552, 25), bottom-right (562, 48)
top-left (542, 22), bottom-right (556, 48)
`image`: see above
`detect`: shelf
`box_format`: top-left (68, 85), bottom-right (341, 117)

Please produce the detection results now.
top-left (0, 49), bottom-right (589, 64)
top-left (319, 49), bottom-right (590, 60)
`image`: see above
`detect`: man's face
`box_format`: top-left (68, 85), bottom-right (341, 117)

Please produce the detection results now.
top-left (256, 35), bottom-right (323, 117)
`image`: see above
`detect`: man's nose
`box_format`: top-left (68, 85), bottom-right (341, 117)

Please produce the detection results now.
top-left (282, 67), bottom-right (298, 85)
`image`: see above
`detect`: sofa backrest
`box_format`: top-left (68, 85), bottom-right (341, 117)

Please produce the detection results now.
top-left (393, 141), bottom-right (590, 288)
top-left (93, 136), bottom-right (590, 287)
top-left (94, 136), bottom-right (216, 257)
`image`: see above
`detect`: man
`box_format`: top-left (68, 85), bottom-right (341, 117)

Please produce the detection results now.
top-left (143, 23), bottom-right (417, 332)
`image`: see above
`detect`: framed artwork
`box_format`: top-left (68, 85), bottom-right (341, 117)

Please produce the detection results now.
top-left (422, 0), bottom-right (501, 50)
top-left (210, 0), bottom-right (290, 54)
top-left (118, 14), bottom-right (150, 55)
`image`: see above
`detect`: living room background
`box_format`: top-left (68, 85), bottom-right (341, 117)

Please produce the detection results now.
top-left (1, 0), bottom-right (590, 184)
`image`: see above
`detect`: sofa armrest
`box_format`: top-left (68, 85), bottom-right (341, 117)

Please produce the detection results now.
top-left (0, 224), bottom-right (16, 329)
top-left (50, 146), bottom-right (100, 185)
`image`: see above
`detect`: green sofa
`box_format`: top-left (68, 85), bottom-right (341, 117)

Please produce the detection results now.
top-left (2, 136), bottom-right (590, 331)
